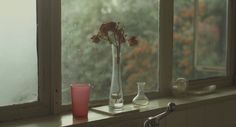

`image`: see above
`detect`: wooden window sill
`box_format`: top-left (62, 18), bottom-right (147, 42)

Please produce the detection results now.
top-left (1, 86), bottom-right (236, 127)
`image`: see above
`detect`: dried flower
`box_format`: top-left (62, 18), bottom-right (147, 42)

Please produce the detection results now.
top-left (99, 22), bottom-right (117, 36)
top-left (90, 21), bottom-right (138, 53)
top-left (128, 36), bottom-right (138, 46)
top-left (91, 35), bottom-right (100, 43)
top-left (115, 28), bottom-right (126, 43)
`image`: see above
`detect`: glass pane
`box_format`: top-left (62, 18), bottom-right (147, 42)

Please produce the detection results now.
top-left (0, 0), bottom-right (38, 107)
top-left (62, 0), bottom-right (160, 104)
top-left (173, 0), bottom-right (227, 80)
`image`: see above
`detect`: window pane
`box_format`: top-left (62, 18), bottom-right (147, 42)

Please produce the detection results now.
top-left (62, 0), bottom-right (160, 104)
top-left (173, 0), bottom-right (227, 80)
top-left (0, 0), bottom-right (38, 107)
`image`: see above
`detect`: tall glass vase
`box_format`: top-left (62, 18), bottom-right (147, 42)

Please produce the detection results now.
top-left (109, 45), bottom-right (124, 110)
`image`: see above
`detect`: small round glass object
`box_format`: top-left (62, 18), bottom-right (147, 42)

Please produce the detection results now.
top-left (132, 82), bottom-right (149, 106)
top-left (171, 78), bottom-right (188, 96)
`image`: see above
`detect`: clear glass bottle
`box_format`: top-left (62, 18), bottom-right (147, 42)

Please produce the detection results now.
top-left (132, 82), bottom-right (149, 106)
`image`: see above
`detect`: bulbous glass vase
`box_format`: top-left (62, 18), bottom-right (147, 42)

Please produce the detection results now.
top-left (132, 82), bottom-right (149, 106)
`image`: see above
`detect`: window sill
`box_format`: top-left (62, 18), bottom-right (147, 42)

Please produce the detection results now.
top-left (1, 86), bottom-right (236, 127)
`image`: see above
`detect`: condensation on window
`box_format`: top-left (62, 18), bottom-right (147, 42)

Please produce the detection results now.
top-left (0, 0), bottom-right (38, 107)
top-left (61, 0), bottom-right (160, 105)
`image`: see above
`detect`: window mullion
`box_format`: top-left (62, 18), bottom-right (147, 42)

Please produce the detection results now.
top-left (193, 0), bottom-right (198, 75)
top-left (159, 0), bottom-right (174, 96)
top-left (38, 0), bottom-right (51, 108)
top-left (50, 0), bottom-right (62, 114)
top-left (228, 0), bottom-right (236, 85)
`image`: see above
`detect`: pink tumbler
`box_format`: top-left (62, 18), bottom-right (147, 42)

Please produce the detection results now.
top-left (71, 83), bottom-right (90, 118)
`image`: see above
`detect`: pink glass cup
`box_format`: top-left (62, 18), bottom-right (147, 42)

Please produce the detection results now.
top-left (71, 83), bottom-right (90, 118)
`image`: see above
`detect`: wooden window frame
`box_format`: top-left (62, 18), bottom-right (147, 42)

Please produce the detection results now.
top-left (0, 0), bottom-right (236, 121)
top-left (56, 0), bottom-right (236, 112)
top-left (55, 0), bottom-right (175, 112)
top-left (0, 0), bottom-right (52, 121)
top-left (188, 0), bottom-right (235, 88)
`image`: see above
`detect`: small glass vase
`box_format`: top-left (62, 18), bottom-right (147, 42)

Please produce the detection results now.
top-left (109, 45), bottom-right (124, 110)
top-left (132, 82), bottom-right (149, 106)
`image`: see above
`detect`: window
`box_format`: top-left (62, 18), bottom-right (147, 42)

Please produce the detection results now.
top-left (0, 0), bottom-right (51, 121)
top-left (173, 0), bottom-right (228, 80)
top-left (61, 0), bottom-right (160, 105)
top-left (61, 0), bottom-right (234, 105)
top-left (0, 0), bottom-right (235, 121)
top-left (0, 0), bottom-right (38, 107)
